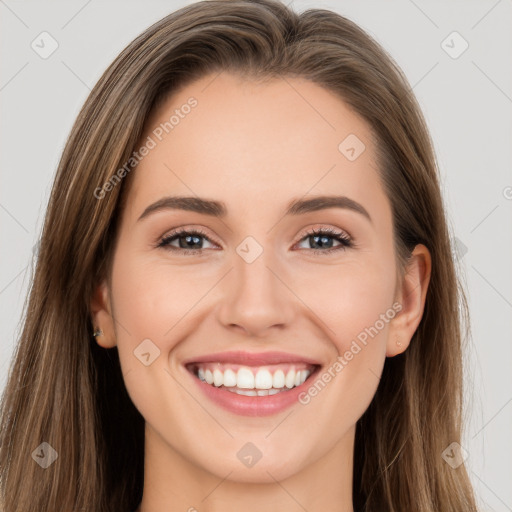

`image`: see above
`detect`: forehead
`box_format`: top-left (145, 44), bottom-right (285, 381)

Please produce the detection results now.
top-left (124, 72), bottom-right (386, 223)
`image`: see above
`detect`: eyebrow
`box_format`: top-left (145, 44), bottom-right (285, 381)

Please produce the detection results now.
top-left (137, 195), bottom-right (372, 223)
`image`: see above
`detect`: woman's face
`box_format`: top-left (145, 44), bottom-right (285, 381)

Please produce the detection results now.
top-left (93, 71), bottom-right (425, 483)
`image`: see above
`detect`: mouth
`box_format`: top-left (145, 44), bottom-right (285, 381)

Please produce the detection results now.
top-left (182, 351), bottom-right (322, 416)
top-left (185, 361), bottom-right (319, 396)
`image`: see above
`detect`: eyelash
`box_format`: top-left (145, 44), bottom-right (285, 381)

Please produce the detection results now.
top-left (156, 226), bottom-right (354, 256)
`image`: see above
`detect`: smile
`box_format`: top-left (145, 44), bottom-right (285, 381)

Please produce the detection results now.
top-left (187, 362), bottom-right (316, 396)
top-left (182, 351), bottom-right (322, 416)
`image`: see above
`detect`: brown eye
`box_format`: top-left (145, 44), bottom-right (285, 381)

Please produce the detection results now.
top-left (157, 228), bottom-right (217, 254)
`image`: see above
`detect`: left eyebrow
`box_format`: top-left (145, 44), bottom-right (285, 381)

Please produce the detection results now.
top-left (136, 194), bottom-right (372, 224)
top-left (285, 195), bottom-right (372, 224)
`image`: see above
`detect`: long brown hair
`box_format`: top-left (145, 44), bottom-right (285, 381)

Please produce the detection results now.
top-left (0, 1), bottom-right (478, 510)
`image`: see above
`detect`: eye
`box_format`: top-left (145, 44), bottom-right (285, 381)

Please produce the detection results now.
top-left (156, 226), bottom-right (354, 256)
top-left (156, 227), bottom-right (218, 255)
top-left (294, 227), bottom-right (353, 255)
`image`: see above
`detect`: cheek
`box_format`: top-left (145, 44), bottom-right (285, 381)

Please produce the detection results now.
top-left (111, 248), bottom-right (206, 340)
top-left (108, 249), bottom-right (187, 385)
top-left (293, 255), bottom-right (396, 346)
top-left (108, 251), bottom-right (200, 425)
top-left (294, 258), bottom-right (394, 413)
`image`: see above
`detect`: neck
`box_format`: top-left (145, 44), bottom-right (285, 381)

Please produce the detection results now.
top-left (136, 423), bottom-right (355, 512)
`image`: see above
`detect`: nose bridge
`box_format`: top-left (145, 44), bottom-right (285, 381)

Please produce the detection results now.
top-left (216, 238), bottom-right (294, 335)
top-left (234, 245), bottom-right (277, 296)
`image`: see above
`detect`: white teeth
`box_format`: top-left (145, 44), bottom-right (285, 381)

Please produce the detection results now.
top-left (254, 369), bottom-right (273, 389)
top-left (213, 369), bottom-right (223, 387)
top-left (237, 368), bottom-right (255, 389)
top-left (223, 368), bottom-right (237, 387)
top-left (194, 364), bottom-right (312, 391)
top-left (285, 370), bottom-right (296, 389)
top-left (272, 370), bottom-right (285, 388)
top-left (225, 387), bottom-right (287, 397)
top-left (234, 389), bottom-right (258, 396)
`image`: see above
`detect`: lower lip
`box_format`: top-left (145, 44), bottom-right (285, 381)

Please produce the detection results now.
top-left (185, 366), bottom-right (320, 417)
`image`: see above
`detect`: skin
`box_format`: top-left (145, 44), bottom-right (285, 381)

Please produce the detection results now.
top-left (91, 72), bottom-right (431, 512)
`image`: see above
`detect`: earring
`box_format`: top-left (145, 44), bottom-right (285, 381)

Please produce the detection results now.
top-left (93, 327), bottom-right (104, 337)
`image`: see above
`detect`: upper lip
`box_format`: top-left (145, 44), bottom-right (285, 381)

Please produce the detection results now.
top-left (182, 350), bottom-right (322, 367)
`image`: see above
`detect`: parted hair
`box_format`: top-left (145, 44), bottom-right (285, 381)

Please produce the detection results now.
top-left (0, 1), bottom-right (478, 511)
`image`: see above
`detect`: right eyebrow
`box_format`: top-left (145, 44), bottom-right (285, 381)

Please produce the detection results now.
top-left (137, 196), bottom-right (226, 222)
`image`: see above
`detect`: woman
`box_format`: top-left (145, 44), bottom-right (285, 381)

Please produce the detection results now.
top-left (0, 0), bottom-right (479, 511)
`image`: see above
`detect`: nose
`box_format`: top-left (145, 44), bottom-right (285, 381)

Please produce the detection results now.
top-left (216, 249), bottom-right (296, 338)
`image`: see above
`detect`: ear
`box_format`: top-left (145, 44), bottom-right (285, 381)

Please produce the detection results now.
top-left (90, 279), bottom-right (117, 348)
top-left (387, 244), bottom-right (431, 357)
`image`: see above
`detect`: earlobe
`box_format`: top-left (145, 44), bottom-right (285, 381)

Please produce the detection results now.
top-left (387, 244), bottom-right (431, 357)
top-left (90, 279), bottom-right (117, 348)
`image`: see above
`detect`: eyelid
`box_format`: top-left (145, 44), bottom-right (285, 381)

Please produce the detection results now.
top-left (292, 226), bottom-right (354, 255)
top-left (158, 225), bottom-right (222, 248)
top-left (156, 223), bottom-right (354, 248)
top-left (295, 224), bottom-right (352, 243)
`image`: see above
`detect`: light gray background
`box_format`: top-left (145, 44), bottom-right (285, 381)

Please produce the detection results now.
top-left (1, 1), bottom-right (511, 510)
